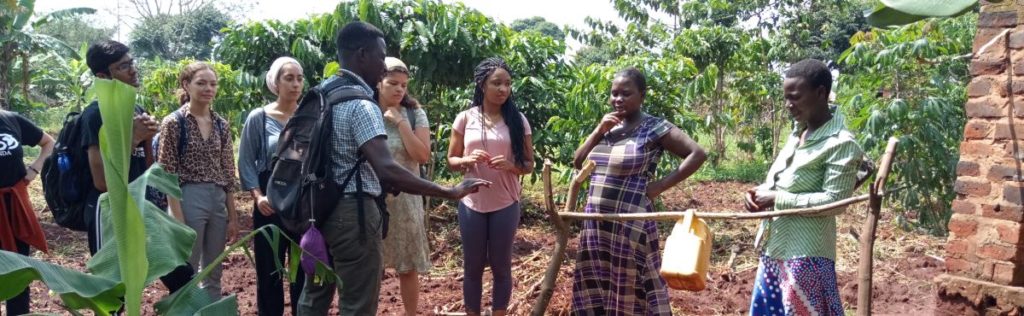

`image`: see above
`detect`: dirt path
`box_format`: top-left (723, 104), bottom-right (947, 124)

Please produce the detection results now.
top-left (20, 181), bottom-right (946, 315)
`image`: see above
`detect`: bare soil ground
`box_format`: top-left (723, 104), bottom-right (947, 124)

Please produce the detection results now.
top-left (18, 180), bottom-right (947, 315)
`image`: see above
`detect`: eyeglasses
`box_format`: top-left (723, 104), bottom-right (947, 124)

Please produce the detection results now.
top-left (109, 59), bottom-right (136, 72)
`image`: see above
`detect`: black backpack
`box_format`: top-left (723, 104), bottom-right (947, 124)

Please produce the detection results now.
top-left (41, 109), bottom-right (93, 231)
top-left (267, 77), bottom-right (375, 235)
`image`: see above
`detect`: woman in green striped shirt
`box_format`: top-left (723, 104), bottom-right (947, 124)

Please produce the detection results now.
top-left (745, 59), bottom-right (864, 316)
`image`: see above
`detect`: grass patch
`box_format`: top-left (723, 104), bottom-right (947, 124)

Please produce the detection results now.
top-left (690, 158), bottom-right (768, 183)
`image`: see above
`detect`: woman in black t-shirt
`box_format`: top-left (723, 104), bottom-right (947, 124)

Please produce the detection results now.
top-left (0, 109), bottom-right (55, 315)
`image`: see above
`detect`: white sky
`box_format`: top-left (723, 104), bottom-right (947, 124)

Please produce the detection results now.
top-left (37, 0), bottom-right (628, 46)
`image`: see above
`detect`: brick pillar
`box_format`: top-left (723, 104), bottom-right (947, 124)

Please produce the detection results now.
top-left (937, 1), bottom-right (1024, 314)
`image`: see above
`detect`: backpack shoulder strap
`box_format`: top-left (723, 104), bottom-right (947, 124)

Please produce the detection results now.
top-left (258, 107), bottom-right (268, 167)
top-left (324, 86), bottom-right (374, 107)
top-left (406, 106), bottom-right (416, 129)
top-left (174, 110), bottom-right (188, 161)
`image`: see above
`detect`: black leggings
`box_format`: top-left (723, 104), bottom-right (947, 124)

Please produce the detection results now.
top-left (457, 202), bottom-right (521, 312)
top-left (252, 171), bottom-right (305, 316)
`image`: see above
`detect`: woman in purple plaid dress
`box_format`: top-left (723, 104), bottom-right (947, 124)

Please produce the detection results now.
top-left (570, 68), bottom-right (707, 315)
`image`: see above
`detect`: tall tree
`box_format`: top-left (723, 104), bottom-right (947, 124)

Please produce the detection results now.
top-left (128, 4), bottom-right (229, 60)
top-left (128, 0), bottom-right (212, 20)
top-left (34, 14), bottom-right (114, 49)
top-left (511, 16), bottom-right (565, 40)
top-left (0, 0), bottom-right (93, 109)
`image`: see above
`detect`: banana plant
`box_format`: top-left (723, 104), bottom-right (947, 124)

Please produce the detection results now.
top-left (0, 0), bottom-right (94, 109)
top-left (0, 79), bottom-right (338, 315)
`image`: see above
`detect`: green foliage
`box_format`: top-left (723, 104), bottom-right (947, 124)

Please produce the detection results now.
top-left (14, 43), bottom-right (93, 109)
top-left (838, 13), bottom-right (975, 234)
top-left (0, 0), bottom-right (94, 109)
top-left (129, 4), bottom-right (230, 60)
top-left (510, 16), bottom-right (565, 40)
top-left (0, 250), bottom-right (125, 314)
top-left (690, 158), bottom-right (769, 183)
top-left (770, 0), bottom-right (872, 64)
top-left (32, 13), bottom-right (114, 48)
top-left (138, 59), bottom-right (264, 135)
top-left (0, 158), bottom-right (334, 315)
top-left (11, 0), bottom-right (977, 239)
top-left (94, 78), bottom-right (149, 315)
top-left (572, 45), bottom-right (617, 66)
top-left (88, 165), bottom-right (193, 287)
top-left (342, 0), bottom-right (508, 88)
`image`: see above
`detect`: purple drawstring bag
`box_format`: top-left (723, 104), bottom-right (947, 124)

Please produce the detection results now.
top-left (300, 226), bottom-right (328, 276)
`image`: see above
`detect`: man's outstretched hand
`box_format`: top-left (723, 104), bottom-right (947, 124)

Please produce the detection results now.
top-left (448, 178), bottom-right (492, 200)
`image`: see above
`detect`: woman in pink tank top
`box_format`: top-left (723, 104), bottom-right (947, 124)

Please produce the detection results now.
top-left (446, 58), bottom-right (535, 316)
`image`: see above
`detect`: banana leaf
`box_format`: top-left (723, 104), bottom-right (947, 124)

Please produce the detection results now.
top-left (88, 164), bottom-right (195, 286)
top-left (155, 225), bottom-right (340, 315)
top-left (94, 78), bottom-right (148, 316)
top-left (0, 251), bottom-right (124, 315)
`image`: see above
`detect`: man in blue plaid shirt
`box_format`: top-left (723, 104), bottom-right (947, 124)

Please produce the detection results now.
top-left (298, 21), bottom-right (491, 315)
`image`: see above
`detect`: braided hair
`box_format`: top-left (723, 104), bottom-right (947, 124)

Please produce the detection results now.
top-left (471, 57), bottom-right (527, 167)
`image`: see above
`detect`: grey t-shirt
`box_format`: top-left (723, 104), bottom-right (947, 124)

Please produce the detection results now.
top-left (237, 107), bottom-right (285, 191)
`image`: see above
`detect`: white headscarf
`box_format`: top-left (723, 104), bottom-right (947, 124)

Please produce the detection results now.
top-left (385, 57), bottom-right (408, 72)
top-left (265, 57), bottom-right (303, 96)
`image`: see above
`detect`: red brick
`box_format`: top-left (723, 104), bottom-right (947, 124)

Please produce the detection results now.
top-left (995, 221), bottom-right (1022, 244)
top-left (946, 257), bottom-right (973, 274)
top-left (969, 79), bottom-right (994, 97)
top-left (979, 11), bottom-right (1019, 28)
top-left (959, 161), bottom-right (982, 176)
top-left (983, 203), bottom-right (1024, 222)
top-left (968, 97), bottom-right (1008, 118)
top-left (946, 239), bottom-right (971, 257)
top-left (949, 216), bottom-right (979, 237)
top-left (1001, 142), bottom-right (1024, 159)
top-left (988, 164), bottom-right (1022, 181)
top-left (1014, 96), bottom-right (1024, 117)
top-left (1011, 30), bottom-right (1024, 49)
top-left (955, 179), bottom-right (992, 197)
top-left (979, 243), bottom-right (1020, 261)
top-left (965, 121), bottom-right (992, 140)
top-left (983, 260), bottom-right (997, 280)
top-left (993, 122), bottom-right (1024, 140)
top-left (960, 141), bottom-right (994, 157)
top-left (953, 199), bottom-right (978, 215)
top-left (971, 59), bottom-right (1008, 76)
top-left (992, 262), bottom-right (1024, 285)
top-left (1003, 183), bottom-right (1024, 206)
top-left (975, 28), bottom-right (1008, 54)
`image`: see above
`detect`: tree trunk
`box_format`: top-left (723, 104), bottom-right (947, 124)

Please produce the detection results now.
top-left (771, 98), bottom-right (781, 158)
top-left (0, 42), bottom-right (15, 110)
top-left (21, 51), bottom-right (30, 104)
top-left (712, 67), bottom-right (727, 165)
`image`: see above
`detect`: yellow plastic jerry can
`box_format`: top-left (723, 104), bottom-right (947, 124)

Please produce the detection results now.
top-left (660, 210), bottom-right (712, 291)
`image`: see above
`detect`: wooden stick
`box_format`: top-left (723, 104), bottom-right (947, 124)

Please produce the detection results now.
top-left (531, 160), bottom-right (573, 316)
top-left (857, 137), bottom-right (899, 316)
top-left (557, 187), bottom-right (903, 222)
top-left (563, 160), bottom-right (596, 213)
